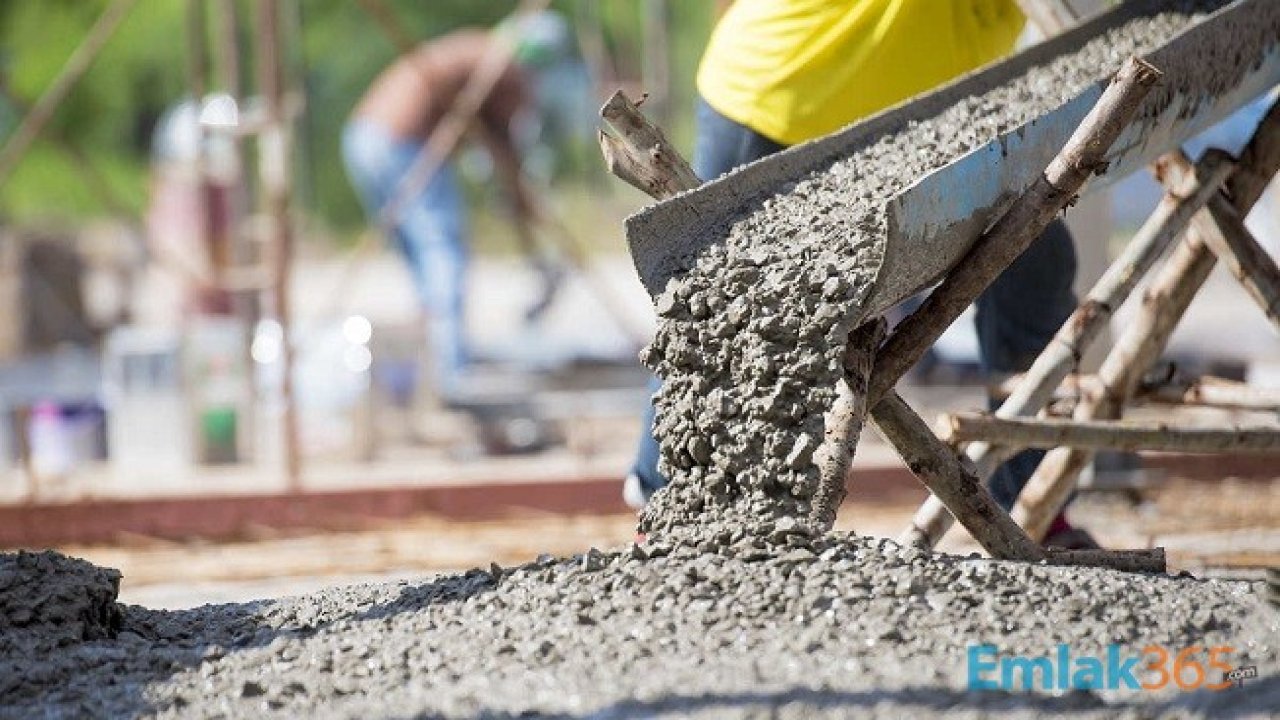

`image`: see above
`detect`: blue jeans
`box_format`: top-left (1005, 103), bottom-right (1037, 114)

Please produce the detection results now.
top-left (630, 98), bottom-right (1077, 511)
top-left (342, 120), bottom-right (469, 391)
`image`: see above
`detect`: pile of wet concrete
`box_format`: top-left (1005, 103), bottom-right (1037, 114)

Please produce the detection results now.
top-left (1, 544), bottom-right (1276, 718)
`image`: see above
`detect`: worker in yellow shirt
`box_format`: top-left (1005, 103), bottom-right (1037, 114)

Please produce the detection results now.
top-left (625, 0), bottom-right (1095, 549)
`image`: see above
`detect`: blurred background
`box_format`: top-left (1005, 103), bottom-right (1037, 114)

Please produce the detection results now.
top-left (1, 0), bottom-right (1275, 608)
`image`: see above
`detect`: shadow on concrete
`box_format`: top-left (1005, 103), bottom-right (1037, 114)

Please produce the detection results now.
top-left (456, 674), bottom-right (1279, 719)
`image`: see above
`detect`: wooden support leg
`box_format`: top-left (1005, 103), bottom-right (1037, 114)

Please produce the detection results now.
top-left (871, 394), bottom-right (1046, 561)
top-left (1011, 99), bottom-right (1280, 540)
top-left (810, 319), bottom-right (885, 531)
top-left (1012, 236), bottom-right (1215, 539)
top-left (900, 151), bottom-right (1235, 548)
top-left (1139, 375), bottom-right (1280, 411)
top-left (941, 413), bottom-right (1280, 453)
top-left (867, 57), bottom-right (1162, 403)
top-left (874, 57), bottom-right (1161, 549)
top-left (1198, 195), bottom-right (1280, 332)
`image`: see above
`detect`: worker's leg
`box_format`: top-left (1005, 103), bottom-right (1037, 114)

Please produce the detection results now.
top-left (626, 98), bottom-right (786, 506)
top-left (341, 119), bottom-right (470, 394)
top-left (395, 163), bottom-right (470, 393)
top-left (974, 219), bottom-right (1077, 510)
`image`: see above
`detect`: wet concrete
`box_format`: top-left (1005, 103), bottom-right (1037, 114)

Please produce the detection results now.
top-left (1, 544), bottom-right (1276, 718)
top-left (0, 550), bottom-right (121, 649)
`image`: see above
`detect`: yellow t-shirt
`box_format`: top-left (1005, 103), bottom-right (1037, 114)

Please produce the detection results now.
top-left (697, 0), bottom-right (1025, 146)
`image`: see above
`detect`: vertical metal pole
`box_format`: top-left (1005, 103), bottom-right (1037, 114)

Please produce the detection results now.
top-left (256, 0), bottom-right (302, 491)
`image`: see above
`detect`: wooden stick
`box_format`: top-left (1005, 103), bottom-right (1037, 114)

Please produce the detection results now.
top-left (1011, 99), bottom-right (1280, 540)
top-left (256, 0), bottom-right (302, 491)
top-left (598, 90), bottom-right (701, 199)
top-left (868, 57), bottom-right (1163, 406)
top-left (994, 372), bottom-right (1280, 413)
top-left (0, 0), bottom-right (139, 187)
top-left (1199, 195), bottom-right (1280, 331)
top-left (1139, 375), bottom-right (1280, 411)
top-left (905, 151), bottom-right (1235, 548)
top-left (0, 84), bottom-right (132, 216)
top-left (872, 393), bottom-right (1046, 561)
top-left (876, 57), bottom-right (1160, 549)
top-left (964, 151), bottom-right (1233, 461)
top-left (809, 319), bottom-right (884, 531)
top-left (1044, 547), bottom-right (1166, 574)
top-left (941, 413), bottom-right (1280, 453)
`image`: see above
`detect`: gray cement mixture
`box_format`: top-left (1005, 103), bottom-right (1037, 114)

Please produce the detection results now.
top-left (0, 550), bottom-right (122, 649)
top-left (6, 3), bottom-right (1280, 719)
top-left (1, 545), bottom-right (1276, 718)
top-left (639, 0), bottom-right (1259, 540)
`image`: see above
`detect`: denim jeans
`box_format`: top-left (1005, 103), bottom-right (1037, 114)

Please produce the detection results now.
top-left (342, 119), bottom-right (469, 391)
top-left (630, 98), bottom-right (1078, 511)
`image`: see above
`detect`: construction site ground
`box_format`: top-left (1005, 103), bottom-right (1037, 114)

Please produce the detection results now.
top-left (56, 468), bottom-right (1276, 610)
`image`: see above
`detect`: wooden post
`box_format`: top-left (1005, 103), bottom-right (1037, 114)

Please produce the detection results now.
top-left (871, 394), bottom-right (1046, 561)
top-left (1010, 99), bottom-right (1280, 540)
top-left (1139, 375), bottom-right (1280, 411)
top-left (982, 152), bottom-right (1233, 461)
top-left (256, 0), bottom-right (302, 491)
top-left (875, 394), bottom-right (1054, 558)
top-left (868, 57), bottom-right (1163, 405)
top-left (941, 413), bottom-right (1280, 453)
top-left (899, 149), bottom-right (1235, 548)
top-left (1198, 196), bottom-right (1280, 331)
top-left (1045, 547), bottom-right (1165, 574)
top-left (810, 319), bottom-right (884, 531)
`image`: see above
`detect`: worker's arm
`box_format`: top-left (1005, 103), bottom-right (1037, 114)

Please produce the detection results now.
top-left (476, 67), bottom-right (536, 221)
top-left (477, 117), bottom-right (536, 220)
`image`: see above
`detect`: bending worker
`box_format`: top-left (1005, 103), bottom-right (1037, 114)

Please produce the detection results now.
top-left (342, 15), bottom-right (568, 399)
top-left (625, 0), bottom-right (1095, 549)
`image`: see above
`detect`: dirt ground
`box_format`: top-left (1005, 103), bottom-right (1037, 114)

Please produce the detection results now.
top-left (57, 476), bottom-right (1278, 610)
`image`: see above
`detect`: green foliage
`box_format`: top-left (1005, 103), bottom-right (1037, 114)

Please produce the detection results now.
top-left (0, 0), bottom-right (714, 234)
top-left (0, 0), bottom-right (188, 221)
